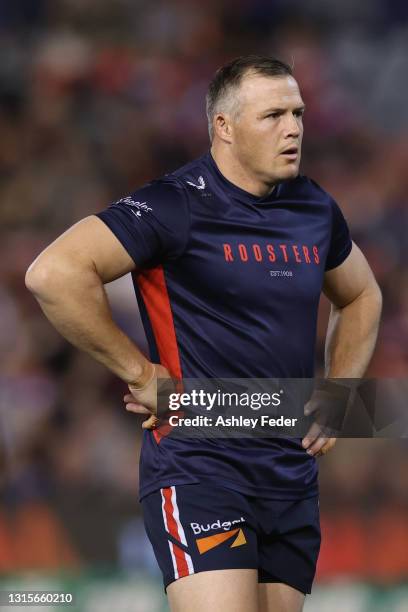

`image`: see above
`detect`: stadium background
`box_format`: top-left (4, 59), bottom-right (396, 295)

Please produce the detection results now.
top-left (0, 0), bottom-right (407, 610)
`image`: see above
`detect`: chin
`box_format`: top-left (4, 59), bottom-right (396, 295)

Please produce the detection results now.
top-left (277, 165), bottom-right (299, 181)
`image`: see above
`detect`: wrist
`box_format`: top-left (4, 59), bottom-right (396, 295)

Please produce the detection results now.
top-left (128, 361), bottom-right (155, 389)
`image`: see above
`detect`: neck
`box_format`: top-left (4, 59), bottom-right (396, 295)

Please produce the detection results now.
top-left (210, 143), bottom-right (275, 198)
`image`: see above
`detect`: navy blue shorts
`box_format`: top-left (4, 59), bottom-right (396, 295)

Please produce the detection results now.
top-left (141, 483), bottom-right (321, 594)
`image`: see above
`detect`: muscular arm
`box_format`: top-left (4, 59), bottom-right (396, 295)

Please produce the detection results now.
top-left (25, 215), bottom-right (152, 386)
top-left (323, 241), bottom-right (382, 377)
top-left (302, 242), bottom-right (382, 456)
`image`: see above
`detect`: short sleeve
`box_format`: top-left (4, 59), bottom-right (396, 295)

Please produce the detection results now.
top-left (325, 199), bottom-right (353, 271)
top-left (95, 178), bottom-right (190, 268)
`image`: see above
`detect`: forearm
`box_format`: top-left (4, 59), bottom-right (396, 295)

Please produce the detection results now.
top-left (26, 258), bottom-right (150, 385)
top-left (325, 286), bottom-right (382, 378)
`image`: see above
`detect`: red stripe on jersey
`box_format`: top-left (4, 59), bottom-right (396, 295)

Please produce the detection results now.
top-left (162, 488), bottom-right (189, 578)
top-left (136, 266), bottom-right (183, 443)
top-left (137, 266), bottom-right (182, 377)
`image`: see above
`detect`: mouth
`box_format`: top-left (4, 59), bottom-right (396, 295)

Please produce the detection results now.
top-left (280, 146), bottom-right (299, 160)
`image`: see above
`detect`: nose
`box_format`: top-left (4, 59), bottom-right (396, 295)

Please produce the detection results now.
top-left (283, 112), bottom-right (301, 138)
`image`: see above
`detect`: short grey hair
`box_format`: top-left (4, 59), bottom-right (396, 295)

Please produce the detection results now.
top-left (205, 55), bottom-right (293, 141)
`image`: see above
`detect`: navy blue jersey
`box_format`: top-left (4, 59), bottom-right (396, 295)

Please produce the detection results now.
top-left (96, 151), bottom-right (352, 500)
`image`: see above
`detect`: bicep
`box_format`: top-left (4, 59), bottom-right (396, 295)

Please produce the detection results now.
top-left (323, 241), bottom-right (378, 308)
top-left (31, 215), bottom-right (137, 283)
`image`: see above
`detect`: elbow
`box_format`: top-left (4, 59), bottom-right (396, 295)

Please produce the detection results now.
top-left (24, 260), bottom-right (50, 295)
top-left (26, 253), bottom-right (98, 300)
top-left (25, 258), bottom-right (58, 298)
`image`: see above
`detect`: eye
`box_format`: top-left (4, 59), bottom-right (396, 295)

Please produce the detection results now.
top-left (294, 109), bottom-right (304, 118)
top-left (265, 112), bottom-right (281, 119)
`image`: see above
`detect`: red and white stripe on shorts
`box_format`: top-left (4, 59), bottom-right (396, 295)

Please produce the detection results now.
top-left (160, 486), bottom-right (195, 580)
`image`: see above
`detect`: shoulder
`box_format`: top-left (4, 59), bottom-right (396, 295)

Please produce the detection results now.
top-left (110, 174), bottom-right (190, 228)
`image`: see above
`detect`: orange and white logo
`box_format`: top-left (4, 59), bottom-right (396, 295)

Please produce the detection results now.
top-left (196, 528), bottom-right (247, 554)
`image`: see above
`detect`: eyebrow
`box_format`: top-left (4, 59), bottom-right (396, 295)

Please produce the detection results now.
top-left (262, 105), bottom-right (306, 114)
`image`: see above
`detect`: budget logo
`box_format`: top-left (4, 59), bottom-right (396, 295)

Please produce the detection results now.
top-left (195, 528), bottom-right (247, 554)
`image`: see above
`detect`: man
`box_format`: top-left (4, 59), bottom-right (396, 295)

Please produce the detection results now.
top-left (25, 56), bottom-right (382, 612)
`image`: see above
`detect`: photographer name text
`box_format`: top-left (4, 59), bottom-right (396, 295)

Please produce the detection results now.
top-left (168, 415), bottom-right (298, 428)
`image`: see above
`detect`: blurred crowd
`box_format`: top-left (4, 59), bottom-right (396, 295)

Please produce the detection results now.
top-left (0, 0), bottom-right (408, 581)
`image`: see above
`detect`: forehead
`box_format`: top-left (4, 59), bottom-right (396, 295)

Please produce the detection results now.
top-left (238, 73), bottom-right (303, 111)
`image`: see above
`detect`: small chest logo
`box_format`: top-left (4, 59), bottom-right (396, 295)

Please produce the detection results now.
top-left (186, 176), bottom-right (206, 190)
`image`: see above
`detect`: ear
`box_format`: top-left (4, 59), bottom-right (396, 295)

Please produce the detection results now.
top-left (213, 113), bottom-right (233, 144)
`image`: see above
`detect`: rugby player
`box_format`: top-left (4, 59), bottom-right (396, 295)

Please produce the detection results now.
top-left (25, 56), bottom-right (382, 612)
